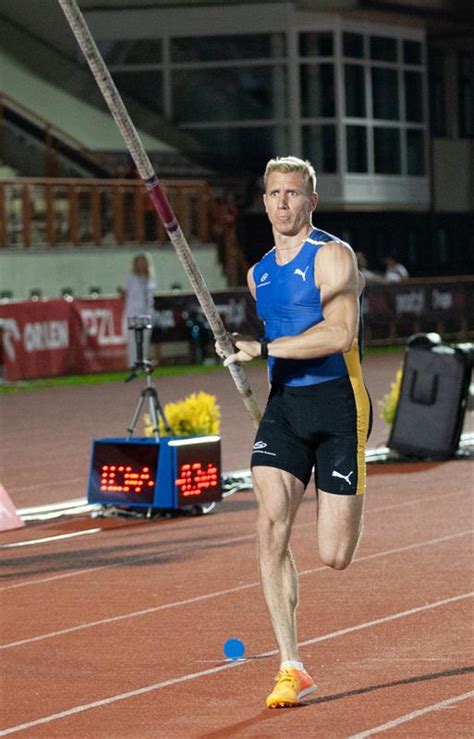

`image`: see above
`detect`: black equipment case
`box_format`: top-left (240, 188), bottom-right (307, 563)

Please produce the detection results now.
top-left (388, 334), bottom-right (472, 459)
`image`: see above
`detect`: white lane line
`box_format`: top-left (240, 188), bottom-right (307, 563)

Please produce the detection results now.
top-left (348, 690), bottom-right (474, 738)
top-left (0, 488), bottom-right (467, 592)
top-left (0, 549), bottom-right (180, 592)
top-left (1, 530), bottom-right (471, 650)
top-left (295, 592), bottom-right (473, 652)
top-left (0, 661), bottom-right (243, 737)
top-left (298, 530), bottom-right (473, 577)
top-left (0, 530), bottom-right (102, 549)
top-left (0, 592), bottom-right (471, 737)
top-left (19, 498), bottom-right (90, 515)
top-left (0, 528), bottom-right (261, 592)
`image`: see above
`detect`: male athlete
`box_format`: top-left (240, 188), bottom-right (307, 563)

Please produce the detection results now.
top-left (221, 156), bottom-right (372, 708)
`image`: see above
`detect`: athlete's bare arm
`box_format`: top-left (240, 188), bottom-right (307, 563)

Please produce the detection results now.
top-left (223, 242), bottom-right (360, 366)
top-left (247, 265), bottom-right (257, 300)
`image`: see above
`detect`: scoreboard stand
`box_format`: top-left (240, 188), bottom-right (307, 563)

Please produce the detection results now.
top-left (87, 435), bottom-right (222, 514)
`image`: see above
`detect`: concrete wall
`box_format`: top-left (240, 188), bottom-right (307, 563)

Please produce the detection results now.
top-left (0, 44), bottom-right (174, 155)
top-left (0, 244), bottom-right (227, 300)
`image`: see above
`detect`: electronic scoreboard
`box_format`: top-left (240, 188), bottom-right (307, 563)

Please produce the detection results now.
top-left (87, 436), bottom-right (222, 510)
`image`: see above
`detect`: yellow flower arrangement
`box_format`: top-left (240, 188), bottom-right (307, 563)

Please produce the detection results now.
top-left (379, 367), bottom-right (403, 425)
top-left (144, 391), bottom-right (220, 437)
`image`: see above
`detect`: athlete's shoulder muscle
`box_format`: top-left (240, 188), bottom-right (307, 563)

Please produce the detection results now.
top-left (247, 265), bottom-right (256, 299)
top-left (314, 240), bottom-right (358, 291)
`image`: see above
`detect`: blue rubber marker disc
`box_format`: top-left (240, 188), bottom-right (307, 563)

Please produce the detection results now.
top-left (224, 638), bottom-right (246, 660)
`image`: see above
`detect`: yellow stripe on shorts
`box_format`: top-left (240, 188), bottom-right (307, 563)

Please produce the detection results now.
top-left (343, 341), bottom-right (371, 494)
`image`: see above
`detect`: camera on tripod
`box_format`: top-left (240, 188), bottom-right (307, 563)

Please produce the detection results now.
top-left (124, 313), bottom-right (171, 438)
top-left (127, 314), bottom-right (153, 331)
top-left (126, 314), bottom-right (154, 377)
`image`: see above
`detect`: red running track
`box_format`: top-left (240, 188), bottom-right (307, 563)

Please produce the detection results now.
top-left (1, 460), bottom-right (473, 736)
top-left (0, 356), bottom-right (473, 736)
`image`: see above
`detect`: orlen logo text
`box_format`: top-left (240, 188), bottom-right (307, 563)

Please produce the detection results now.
top-left (24, 320), bottom-right (69, 352)
top-left (80, 308), bottom-right (125, 346)
top-left (0, 319), bottom-right (21, 361)
top-left (0, 318), bottom-right (68, 360)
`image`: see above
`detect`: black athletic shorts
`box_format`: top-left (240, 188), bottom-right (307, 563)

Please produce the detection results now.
top-left (251, 375), bottom-right (372, 495)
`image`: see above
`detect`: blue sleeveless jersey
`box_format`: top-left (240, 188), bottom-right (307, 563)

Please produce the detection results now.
top-left (254, 227), bottom-right (360, 386)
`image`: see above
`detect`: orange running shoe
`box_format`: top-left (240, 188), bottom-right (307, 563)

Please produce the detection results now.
top-left (266, 667), bottom-right (318, 708)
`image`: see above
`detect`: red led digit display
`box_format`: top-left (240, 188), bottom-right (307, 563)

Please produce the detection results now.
top-left (175, 441), bottom-right (222, 506)
top-left (88, 438), bottom-right (222, 509)
top-left (175, 461), bottom-right (219, 497)
top-left (100, 465), bottom-right (155, 493)
top-left (89, 441), bottom-right (159, 505)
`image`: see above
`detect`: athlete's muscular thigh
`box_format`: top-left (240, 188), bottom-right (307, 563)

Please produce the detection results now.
top-left (253, 466), bottom-right (305, 538)
top-left (316, 490), bottom-right (364, 570)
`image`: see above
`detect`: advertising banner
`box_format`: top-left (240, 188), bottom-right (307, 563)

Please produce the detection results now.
top-left (0, 281), bottom-right (472, 381)
top-left (363, 280), bottom-right (474, 342)
top-left (152, 289), bottom-right (263, 343)
top-left (0, 299), bottom-right (79, 381)
top-left (74, 298), bottom-right (127, 374)
top-left (0, 298), bottom-right (127, 381)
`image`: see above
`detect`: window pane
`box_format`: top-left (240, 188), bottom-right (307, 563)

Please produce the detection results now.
top-left (299, 32), bottom-right (333, 57)
top-left (172, 66), bottom-right (287, 122)
top-left (346, 125), bottom-right (368, 172)
top-left (302, 125), bottom-right (337, 173)
top-left (372, 68), bottom-right (399, 120)
top-left (345, 65), bottom-right (366, 117)
top-left (343, 33), bottom-right (364, 59)
top-left (114, 71), bottom-right (164, 114)
top-left (99, 39), bottom-right (162, 65)
top-left (405, 71), bottom-right (423, 122)
top-left (301, 64), bottom-right (335, 117)
top-left (407, 129), bottom-right (425, 175)
top-left (370, 36), bottom-right (397, 62)
top-left (186, 126), bottom-right (289, 173)
top-left (171, 33), bottom-right (285, 62)
top-left (403, 40), bottom-right (422, 65)
top-left (374, 127), bottom-right (401, 174)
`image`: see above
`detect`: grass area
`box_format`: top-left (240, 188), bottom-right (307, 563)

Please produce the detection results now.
top-left (366, 344), bottom-right (404, 355)
top-left (0, 345), bottom-right (403, 394)
top-left (0, 362), bottom-right (228, 394)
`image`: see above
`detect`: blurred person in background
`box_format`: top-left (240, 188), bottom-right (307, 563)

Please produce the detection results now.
top-left (355, 251), bottom-right (384, 284)
top-left (384, 253), bottom-right (409, 282)
top-left (119, 253), bottom-right (156, 367)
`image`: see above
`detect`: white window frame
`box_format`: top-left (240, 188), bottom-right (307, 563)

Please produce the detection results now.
top-left (88, 3), bottom-right (430, 207)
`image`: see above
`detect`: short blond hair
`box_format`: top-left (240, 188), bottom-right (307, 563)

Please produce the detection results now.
top-left (264, 156), bottom-right (317, 193)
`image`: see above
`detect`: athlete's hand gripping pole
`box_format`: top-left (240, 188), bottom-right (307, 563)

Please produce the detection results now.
top-left (58, 0), bottom-right (261, 428)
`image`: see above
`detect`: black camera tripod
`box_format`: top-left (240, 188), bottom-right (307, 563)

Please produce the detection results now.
top-left (125, 318), bottom-right (171, 440)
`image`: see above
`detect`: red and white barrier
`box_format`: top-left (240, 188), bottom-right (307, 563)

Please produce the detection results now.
top-left (0, 297), bottom-right (127, 381)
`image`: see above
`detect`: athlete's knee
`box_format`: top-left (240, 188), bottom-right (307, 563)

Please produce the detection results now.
top-left (320, 549), bottom-right (354, 570)
top-left (319, 538), bottom-right (360, 570)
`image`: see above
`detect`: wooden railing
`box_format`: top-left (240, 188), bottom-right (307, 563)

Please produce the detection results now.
top-left (0, 177), bottom-right (213, 247)
top-left (0, 176), bottom-right (249, 285)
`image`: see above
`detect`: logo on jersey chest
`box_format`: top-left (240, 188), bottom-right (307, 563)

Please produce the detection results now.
top-left (294, 266), bottom-right (309, 281)
top-left (256, 271), bottom-right (271, 288)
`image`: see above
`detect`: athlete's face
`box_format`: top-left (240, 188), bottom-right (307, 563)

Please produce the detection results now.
top-left (263, 171), bottom-right (318, 237)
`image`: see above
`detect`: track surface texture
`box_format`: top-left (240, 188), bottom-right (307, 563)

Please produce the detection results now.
top-left (1, 353), bottom-right (473, 737)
